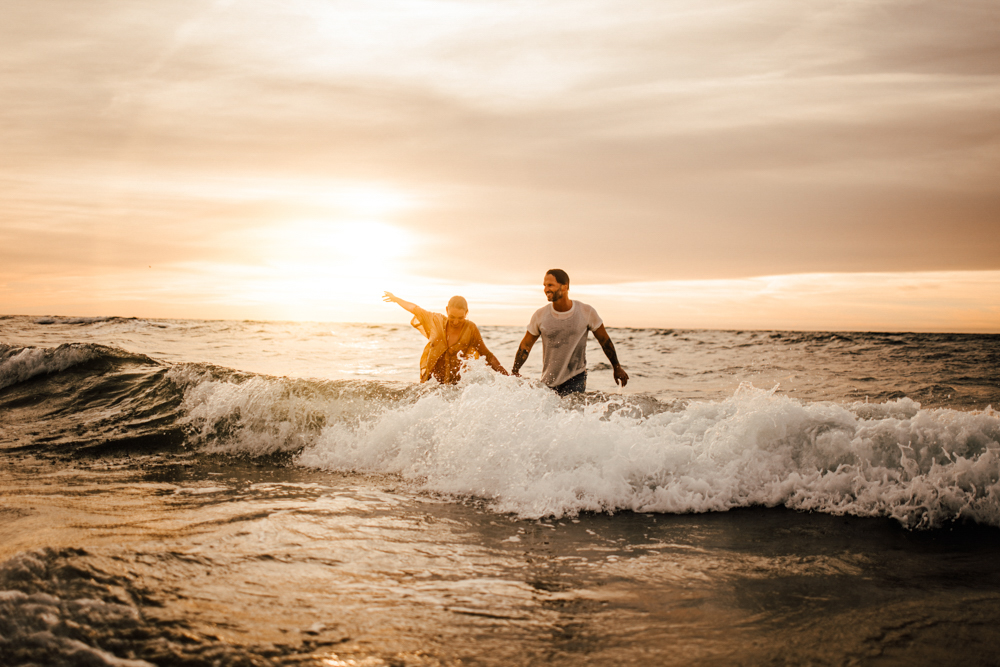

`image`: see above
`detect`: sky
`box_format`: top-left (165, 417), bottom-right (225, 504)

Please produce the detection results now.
top-left (2, 0), bottom-right (998, 332)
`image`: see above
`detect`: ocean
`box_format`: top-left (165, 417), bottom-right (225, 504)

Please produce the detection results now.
top-left (2, 314), bottom-right (999, 666)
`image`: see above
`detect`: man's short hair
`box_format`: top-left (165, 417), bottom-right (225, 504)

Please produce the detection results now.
top-left (546, 269), bottom-right (570, 286)
top-left (448, 295), bottom-right (468, 310)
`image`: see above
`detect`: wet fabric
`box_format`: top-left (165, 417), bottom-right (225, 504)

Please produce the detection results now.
top-left (527, 301), bottom-right (603, 387)
top-left (411, 307), bottom-right (483, 383)
top-left (553, 370), bottom-right (587, 395)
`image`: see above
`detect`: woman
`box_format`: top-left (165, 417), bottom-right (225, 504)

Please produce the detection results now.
top-left (383, 291), bottom-right (508, 384)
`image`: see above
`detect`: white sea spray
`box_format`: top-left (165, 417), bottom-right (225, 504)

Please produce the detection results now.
top-left (168, 364), bottom-right (402, 455)
top-left (293, 366), bottom-right (1000, 527)
top-left (7, 317), bottom-right (994, 529)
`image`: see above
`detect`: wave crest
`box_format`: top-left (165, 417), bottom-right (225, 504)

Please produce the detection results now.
top-left (0, 343), bottom-right (158, 391)
top-left (290, 373), bottom-right (1000, 528)
top-left (9, 344), bottom-right (998, 529)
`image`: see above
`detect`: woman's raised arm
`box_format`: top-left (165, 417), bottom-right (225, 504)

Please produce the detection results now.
top-left (383, 291), bottom-right (419, 314)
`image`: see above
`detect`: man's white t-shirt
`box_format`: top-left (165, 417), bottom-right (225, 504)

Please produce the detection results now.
top-left (527, 301), bottom-right (603, 387)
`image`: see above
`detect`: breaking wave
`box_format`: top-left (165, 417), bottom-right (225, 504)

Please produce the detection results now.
top-left (0, 343), bottom-right (158, 391)
top-left (176, 362), bottom-right (1000, 529)
top-left (4, 342), bottom-right (998, 529)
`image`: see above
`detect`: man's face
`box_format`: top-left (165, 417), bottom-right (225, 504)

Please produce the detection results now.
top-left (543, 274), bottom-right (566, 302)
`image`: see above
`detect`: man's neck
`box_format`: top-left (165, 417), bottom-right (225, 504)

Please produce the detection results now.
top-left (551, 297), bottom-right (573, 313)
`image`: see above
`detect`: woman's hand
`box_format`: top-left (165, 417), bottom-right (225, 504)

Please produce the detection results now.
top-left (384, 292), bottom-right (418, 314)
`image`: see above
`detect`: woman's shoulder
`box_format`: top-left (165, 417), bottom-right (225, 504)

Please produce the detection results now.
top-left (414, 306), bottom-right (446, 321)
top-left (411, 307), bottom-right (447, 339)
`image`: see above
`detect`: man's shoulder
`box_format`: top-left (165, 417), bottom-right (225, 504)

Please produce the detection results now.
top-left (531, 304), bottom-right (552, 318)
top-left (574, 301), bottom-right (604, 329)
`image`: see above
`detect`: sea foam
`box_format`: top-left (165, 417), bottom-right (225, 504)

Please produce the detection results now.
top-left (174, 361), bottom-right (1000, 528)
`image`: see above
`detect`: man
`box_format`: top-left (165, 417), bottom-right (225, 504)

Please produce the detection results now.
top-left (511, 269), bottom-right (628, 395)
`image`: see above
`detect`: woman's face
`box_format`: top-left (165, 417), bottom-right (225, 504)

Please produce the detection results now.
top-left (446, 306), bottom-right (468, 321)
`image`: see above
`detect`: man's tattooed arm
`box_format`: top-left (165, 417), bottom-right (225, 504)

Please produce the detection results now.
top-left (511, 332), bottom-right (538, 376)
top-left (594, 325), bottom-right (629, 387)
top-left (511, 347), bottom-right (530, 375)
top-left (600, 337), bottom-right (621, 369)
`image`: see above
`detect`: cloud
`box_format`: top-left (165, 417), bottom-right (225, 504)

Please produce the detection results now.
top-left (580, 271), bottom-right (1000, 332)
top-left (1, 0), bottom-right (998, 328)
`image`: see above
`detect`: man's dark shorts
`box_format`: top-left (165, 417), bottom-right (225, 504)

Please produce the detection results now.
top-left (553, 371), bottom-right (587, 396)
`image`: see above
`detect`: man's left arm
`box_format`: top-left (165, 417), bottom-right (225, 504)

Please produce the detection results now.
top-left (593, 325), bottom-right (628, 387)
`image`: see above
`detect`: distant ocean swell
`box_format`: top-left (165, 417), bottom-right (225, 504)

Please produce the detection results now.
top-left (4, 342), bottom-right (999, 529)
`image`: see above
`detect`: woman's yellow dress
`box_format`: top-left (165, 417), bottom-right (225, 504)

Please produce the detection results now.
top-left (411, 307), bottom-right (485, 384)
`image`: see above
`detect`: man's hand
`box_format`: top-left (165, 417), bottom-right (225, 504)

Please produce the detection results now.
top-left (613, 365), bottom-right (629, 387)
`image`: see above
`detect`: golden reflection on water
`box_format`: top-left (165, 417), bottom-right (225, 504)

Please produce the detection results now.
top-left (4, 453), bottom-right (1000, 666)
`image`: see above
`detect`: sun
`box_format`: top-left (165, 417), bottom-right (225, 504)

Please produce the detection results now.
top-left (197, 179), bottom-right (428, 321)
top-left (244, 219), bottom-right (419, 318)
